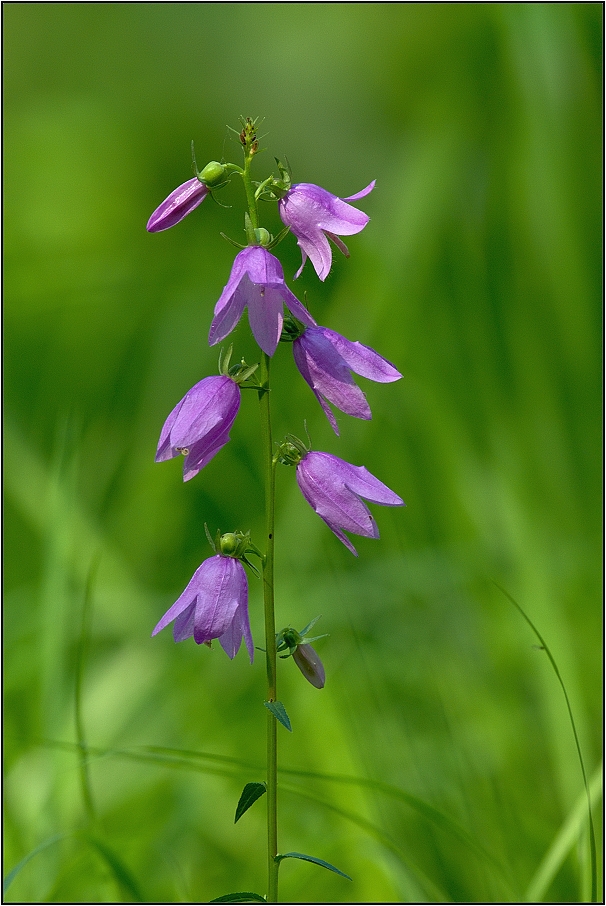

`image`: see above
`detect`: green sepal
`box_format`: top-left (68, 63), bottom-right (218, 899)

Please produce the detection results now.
top-left (266, 225), bottom-right (291, 250)
top-left (264, 700), bottom-right (292, 732)
top-left (275, 851), bottom-right (352, 881)
top-left (209, 893), bottom-right (266, 903)
top-left (234, 782), bottom-right (267, 823)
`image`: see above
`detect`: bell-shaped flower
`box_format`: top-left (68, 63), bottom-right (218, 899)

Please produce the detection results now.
top-left (209, 246), bottom-right (316, 356)
top-left (296, 450), bottom-right (404, 556)
top-left (293, 326), bottom-right (402, 435)
top-left (278, 181), bottom-right (375, 280)
top-left (152, 553), bottom-right (253, 661)
top-left (155, 374), bottom-right (240, 481)
top-left (147, 177), bottom-right (208, 232)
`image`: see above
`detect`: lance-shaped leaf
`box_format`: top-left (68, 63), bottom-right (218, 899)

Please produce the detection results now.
top-left (264, 700), bottom-right (292, 731)
top-left (235, 782), bottom-right (267, 823)
top-left (275, 851), bottom-right (352, 880)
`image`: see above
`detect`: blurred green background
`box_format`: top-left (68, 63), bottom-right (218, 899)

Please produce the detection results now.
top-left (4, 3), bottom-right (602, 903)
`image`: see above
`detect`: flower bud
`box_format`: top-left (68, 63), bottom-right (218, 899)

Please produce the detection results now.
top-left (200, 160), bottom-right (227, 187)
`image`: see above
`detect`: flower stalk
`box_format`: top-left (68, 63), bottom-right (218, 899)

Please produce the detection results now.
top-left (258, 351), bottom-right (280, 902)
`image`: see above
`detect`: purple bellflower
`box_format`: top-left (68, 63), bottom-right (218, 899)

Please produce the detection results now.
top-left (152, 554), bottom-right (253, 661)
top-left (278, 181), bottom-right (375, 280)
top-left (155, 374), bottom-right (240, 482)
top-left (147, 177), bottom-right (208, 232)
top-left (296, 450), bottom-right (404, 556)
top-left (292, 326), bottom-right (402, 434)
top-left (209, 246), bottom-right (316, 356)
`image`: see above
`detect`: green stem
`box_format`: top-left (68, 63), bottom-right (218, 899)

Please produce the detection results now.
top-left (242, 151), bottom-right (259, 233)
top-left (258, 352), bottom-right (280, 903)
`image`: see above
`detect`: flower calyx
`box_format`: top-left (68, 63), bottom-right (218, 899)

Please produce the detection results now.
top-left (218, 345), bottom-right (259, 386)
top-left (205, 524), bottom-right (263, 575)
top-left (275, 432), bottom-right (310, 467)
top-left (279, 316), bottom-right (306, 344)
top-left (276, 616), bottom-right (328, 657)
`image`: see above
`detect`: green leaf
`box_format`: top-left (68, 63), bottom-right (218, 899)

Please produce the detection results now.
top-left (85, 836), bottom-right (144, 901)
top-left (264, 700), bottom-right (292, 731)
top-left (275, 851), bottom-right (352, 880)
top-left (209, 893), bottom-right (266, 903)
top-left (235, 782), bottom-right (267, 823)
top-left (3, 834), bottom-right (67, 896)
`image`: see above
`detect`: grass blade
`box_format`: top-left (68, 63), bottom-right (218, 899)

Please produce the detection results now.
top-left (495, 582), bottom-right (598, 902)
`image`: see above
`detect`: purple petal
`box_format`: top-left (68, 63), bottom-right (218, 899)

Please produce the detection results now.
top-left (218, 570), bottom-right (253, 661)
top-left (296, 453), bottom-right (379, 543)
top-left (294, 330), bottom-right (371, 433)
top-left (247, 284), bottom-right (284, 356)
top-left (319, 329), bottom-right (402, 383)
top-left (192, 556), bottom-right (243, 646)
top-left (155, 376), bottom-right (239, 477)
top-left (344, 180), bottom-right (376, 202)
top-left (152, 561), bottom-right (207, 636)
top-left (336, 459), bottom-right (405, 507)
top-left (173, 601), bottom-right (196, 642)
top-left (171, 376), bottom-right (238, 449)
top-left (147, 178), bottom-right (208, 232)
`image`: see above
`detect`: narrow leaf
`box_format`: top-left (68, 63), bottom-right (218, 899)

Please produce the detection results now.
top-left (276, 851), bottom-right (352, 880)
top-left (3, 834), bottom-right (67, 896)
top-left (209, 892), bottom-right (266, 903)
top-left (264, 700), bottom-right (292, 731)
top-left (235, 782), bottom-right (267, 823)
top-left (85, 836), bottom-right (144, 902)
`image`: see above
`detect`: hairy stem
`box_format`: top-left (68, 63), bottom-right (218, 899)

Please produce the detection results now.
top-left (258, 352), bottom-right (280, 902)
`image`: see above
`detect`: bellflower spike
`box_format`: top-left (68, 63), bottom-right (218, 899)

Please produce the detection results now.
top-left (293, 326), bottom-right (402, 434)
top-left (152, 554), bottom-right (253, 661)
top-left (296, 451), bottom-right (404, 556)
top-left (208, 246), bottom-right (316, 356)
top-left (147, 177), bottom-right (208, 232)
top-left (278, 181), bottom-right (375, 280)
top-left (155, 374), bottom-right (240, 481)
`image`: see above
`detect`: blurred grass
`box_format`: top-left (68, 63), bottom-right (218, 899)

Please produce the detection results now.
top-left (3, 3), bottom-right (602, 903)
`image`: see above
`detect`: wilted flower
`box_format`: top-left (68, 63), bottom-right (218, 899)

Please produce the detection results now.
top-left (296, 450), bottom-right (404, 555)
top-left (208, 246), bottom-right (316, 356)
top-left (278, 181), bottom-right (375, 280)
top-left (292, 644), bottom-right (325, 689)
top-left (155, 374), bottom-right (240, 481)
top-left (276, 617), bottom-right (327, 689)
top-left (147, 177), bottom-right (209, 232)
top-left (292, 326), bottom-right (401, 434)
top-left (152, 553), bottom-right (253, 660)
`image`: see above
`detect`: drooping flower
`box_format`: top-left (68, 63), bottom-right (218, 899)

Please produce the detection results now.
top-left (147, 177), bottom-right (208, 232)
top-left (292, 644), bottom-right (325, 689)
top-left (292, 325), bottom-right (402, 434)
top-left (152, 553), bottom-right (253, 661)
top-left (155, 374), bottom-right (240, 481)
top-left (276, 616), bottom-right (327, 688)
top-left (295, 450), bottom-right (404, 555)
top-left (278, 181), bottom-right (375, 280)
top-left (208, 246), bottom-right (316, 356)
